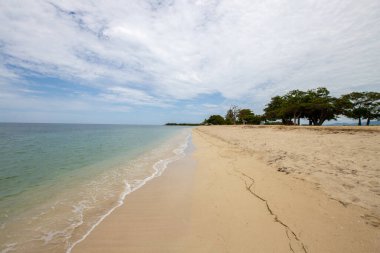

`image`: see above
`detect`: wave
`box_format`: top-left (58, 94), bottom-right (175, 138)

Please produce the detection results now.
top-left (66, 132), bottom-right (191, 253)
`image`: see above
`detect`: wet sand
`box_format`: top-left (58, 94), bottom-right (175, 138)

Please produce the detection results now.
top-left (72, 143), bottom-right (196, 253)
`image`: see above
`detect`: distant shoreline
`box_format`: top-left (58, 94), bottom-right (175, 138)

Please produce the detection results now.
top-left (165, 123), bottom-right (202, 126)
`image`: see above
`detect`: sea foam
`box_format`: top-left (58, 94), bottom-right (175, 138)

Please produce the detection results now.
top-left (0, 124), bottom-right (191, 253)
top-left (66, 132), bottom-right (191, 253)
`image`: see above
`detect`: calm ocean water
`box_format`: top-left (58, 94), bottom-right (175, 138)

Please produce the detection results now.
top-left (0, 123), bottom-right (191, 253)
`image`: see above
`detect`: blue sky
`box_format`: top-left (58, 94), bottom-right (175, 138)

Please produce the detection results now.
top-left (0, 0), bottom-right (379, 124)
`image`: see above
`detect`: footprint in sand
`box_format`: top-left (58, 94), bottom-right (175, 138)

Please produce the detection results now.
top-left (350, 196), bottom-right (360, 203)
top-left (342, 183), bottom-right (355, 190)
top-left (368, 180), bottom-right (379, 187)
top-left (361, 214), bottom-right (380, 228)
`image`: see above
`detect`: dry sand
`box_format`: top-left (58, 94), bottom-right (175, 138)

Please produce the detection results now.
top-left (73, 125), bottom-right (380, 253)
top-left (198, 125), bottom-right (380, 217)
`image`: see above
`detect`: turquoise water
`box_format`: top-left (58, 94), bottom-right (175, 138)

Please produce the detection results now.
top-left (0, 123), bottom-right (191, 253)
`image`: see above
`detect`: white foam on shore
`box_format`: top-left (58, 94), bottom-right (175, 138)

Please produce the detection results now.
top-left (66, 132), bottom-right (191, 253)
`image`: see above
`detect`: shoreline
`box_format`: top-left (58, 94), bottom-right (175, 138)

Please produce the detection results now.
top-left (0, 127), bottom-right (192, 253)
top-left (67, 131), bottom-right (192, 253)
top-left (72, 126), bottom-right (380, 252)
top-left (72, 134), bottom-right (196, 253)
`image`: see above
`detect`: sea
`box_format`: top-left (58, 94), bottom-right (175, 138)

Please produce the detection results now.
top-left (0, 123), bottom-right (192, 253)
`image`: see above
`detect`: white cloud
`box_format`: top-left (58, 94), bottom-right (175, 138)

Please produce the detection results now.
top-left (202, 103), bottom-right (219, 109)
top-left (0, 0), bottom-right (379, 111)
top-left (101, 86), bottom-right (170, 107)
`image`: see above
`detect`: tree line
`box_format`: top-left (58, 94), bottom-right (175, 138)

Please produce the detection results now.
top-left (165, 123), bottom-right (202, 126)
top-left (204, 87), bottom-right (380, 126)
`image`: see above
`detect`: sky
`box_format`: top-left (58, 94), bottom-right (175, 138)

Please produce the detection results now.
top-left (0, 0), bottom-right (379, 124)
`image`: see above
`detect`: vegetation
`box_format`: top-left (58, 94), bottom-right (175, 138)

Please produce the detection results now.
top-left (204, 106), bottom-right (262, 125)
top-left (225, 105), bottom-right (239, 125)
top-left (202, 88), bottom-right (379, 126)
top-left (264, 87), bottom-right (341, 125)
top-left (339, 92), bottom-right (380, 126)
top-left (237, 109), bottom-right (262, 124)
top-left (204, 115), bottom-right (225, 125)
top-left (165, 123), bottom-right (202, 126)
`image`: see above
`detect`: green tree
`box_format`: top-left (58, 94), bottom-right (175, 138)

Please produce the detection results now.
top-left (364, 92), bottom-right (380, 125)
top-left (264, 87), bottom-right (339, 125)
top-left (264, 96), bottom-right (293, 124)
top-left (303, 87), bottom-right (339, 125)
top-left (225, 105), bottom-right (239, 125)
top-left (340, 92), bottom-right (380, 125)
top-left (238, 109), bottom-right (253, 124)
top-left (238, 109), bottom-right (262, 125)
top-left (282, 90), bottom-right (307, 125)
top-left (205, 115), bottom-right (225, 125)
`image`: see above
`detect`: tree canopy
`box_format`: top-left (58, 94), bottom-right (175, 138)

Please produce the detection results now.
top-left (340, 92), bottom-right (380, 125)
top-left (204, 115), bottom-right (225, 125)
top-left (264, 95), bottom-right (293, 125)
top-left (264, 87), bottom-right (340, 125)
top-left (201, 87), bottom-right (379, 127)
top-left (238, 109), bottom-right (261, 125)
top-left (225, 105), bottom-right (239, 125)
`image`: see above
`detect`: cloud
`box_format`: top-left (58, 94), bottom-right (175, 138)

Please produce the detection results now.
top-left (101, 86), bottom-right (170, 107)
top-left (0, 0), bottom-right (379, 115)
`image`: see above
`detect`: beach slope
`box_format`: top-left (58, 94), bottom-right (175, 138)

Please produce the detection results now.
top-left (73, 125), bottom-right (380, 253)
top-left (188, 126), bottom-right (379, 252)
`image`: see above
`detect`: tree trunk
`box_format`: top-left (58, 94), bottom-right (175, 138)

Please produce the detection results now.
top-left (318, 115), bottom-right (326, 126)
top-left (297, 117), bottom-right (300, 125)
top-left (366, 118), bottom-right (370, 126)
top-left (358, 118), bottom-right (362, 126)
top-left (309, 120), bottom-right (312, 125)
